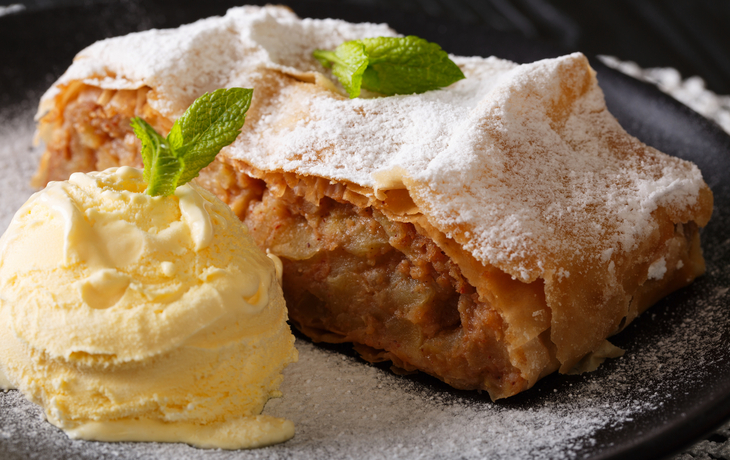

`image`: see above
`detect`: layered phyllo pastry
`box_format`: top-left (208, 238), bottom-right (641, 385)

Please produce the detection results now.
top-left (33, 6), bottom-right (712, 399)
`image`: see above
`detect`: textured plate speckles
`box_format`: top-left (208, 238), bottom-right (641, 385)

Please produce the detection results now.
top-left (1, 2), bottom-right (729, 459)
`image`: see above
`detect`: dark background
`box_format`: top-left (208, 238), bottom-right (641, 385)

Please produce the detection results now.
top-left (2, 0), bottom-right (730, 108)
top-left (3, 0), bottom-right (730, 93)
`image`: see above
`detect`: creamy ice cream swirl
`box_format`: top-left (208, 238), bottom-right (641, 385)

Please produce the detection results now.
top-left (0, 166), bottom-right (298, 449)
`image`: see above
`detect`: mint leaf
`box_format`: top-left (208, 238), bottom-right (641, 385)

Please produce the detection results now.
top-left (361, 36), bottom-right (465, 95)
top-left (313, 42), bottom-right (369, 98)
top-left (130, 118), bottom-right (181, 196)
top-left (131, 87), bottom-right (253, 197)
top-left (313, 50), bottom-right (336, 69)
top-left (169, 87), bottom-right (253, 185)
top-left (313, 36), bottom-right (465, 98)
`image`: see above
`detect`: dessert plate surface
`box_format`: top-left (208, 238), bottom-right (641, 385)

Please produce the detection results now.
top-left (1, 2), bottom-right (729, 459)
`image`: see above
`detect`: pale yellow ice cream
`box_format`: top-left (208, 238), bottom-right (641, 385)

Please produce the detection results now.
top-left (0, 166), bottom-right (298, 449)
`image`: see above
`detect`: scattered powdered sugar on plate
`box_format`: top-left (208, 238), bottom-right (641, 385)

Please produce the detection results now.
top-left (599, 55), bottom-right (730, 136)
top-left (2, 97), bottom-right (730, 459)
top-left (265, 342), bottom-right (656, 460)
top-left (0, 104), bottom-right (43, 232)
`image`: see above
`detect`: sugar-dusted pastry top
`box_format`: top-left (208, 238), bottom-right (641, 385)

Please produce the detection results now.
top-left (38, 6), bottom-right (397, 117)
top-left (40, 5), bottom-right (711, 287)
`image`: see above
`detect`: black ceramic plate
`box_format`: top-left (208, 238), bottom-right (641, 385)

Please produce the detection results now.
top-left (1, 2), bottom-right (729, 459)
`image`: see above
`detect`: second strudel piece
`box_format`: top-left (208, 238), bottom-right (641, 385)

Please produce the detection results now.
top-left (33, 6), bottom-right (713, 400)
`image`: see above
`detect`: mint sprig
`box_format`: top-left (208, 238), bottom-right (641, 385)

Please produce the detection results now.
top-left (313, 36), bottom-right (465, 98)
top-left (131, 87), bottom-right (253, 196)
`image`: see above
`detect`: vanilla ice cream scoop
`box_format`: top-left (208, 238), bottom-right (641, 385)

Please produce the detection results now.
top-left (0, 166), bottom-right (298, 449)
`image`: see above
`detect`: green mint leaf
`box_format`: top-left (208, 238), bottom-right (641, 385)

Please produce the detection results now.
top-left (169, 87), bottom-right (253, 186)
top-left (314, 42), bottom-right (369, 98)
top-left (360, 36), bottom-right (465, 95)
top-left (312, 50), bottom-right (336, 69)
top-left (144, 143), bottom-right (182, 197)
top-left (131, 87), bottom-right (253, 197)
top-left (130, 118), bottom-right (181, 196)
top-left (313, 36), bottom-right (465, 98)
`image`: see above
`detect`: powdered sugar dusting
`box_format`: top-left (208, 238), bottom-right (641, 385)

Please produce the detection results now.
top-left (251, 57), bottom-right (513, 182)
top-left (39, 6), bottom-right (395, 118)
top-left (407, 55), bottom-right (706, 281)
top-left (40, 6), bottom-right (709, 284)
top-left (647, 257), bottom-right (667, 280)
top-left (0, 104), bottom-right (43, 232)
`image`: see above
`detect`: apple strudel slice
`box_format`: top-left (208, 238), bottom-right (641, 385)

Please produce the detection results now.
top-left (32, 6), bottom-right (713, 399)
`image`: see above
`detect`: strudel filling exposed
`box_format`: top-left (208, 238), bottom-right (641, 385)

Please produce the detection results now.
top-left (32, 6), bottom-right (713, 399)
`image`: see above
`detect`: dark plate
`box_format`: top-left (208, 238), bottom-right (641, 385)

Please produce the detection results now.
top-left (1, 2), bottom-right (729, 459)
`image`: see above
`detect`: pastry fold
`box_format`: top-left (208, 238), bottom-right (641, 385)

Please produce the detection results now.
top-left (33, 6), bottom-right (713, 399)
